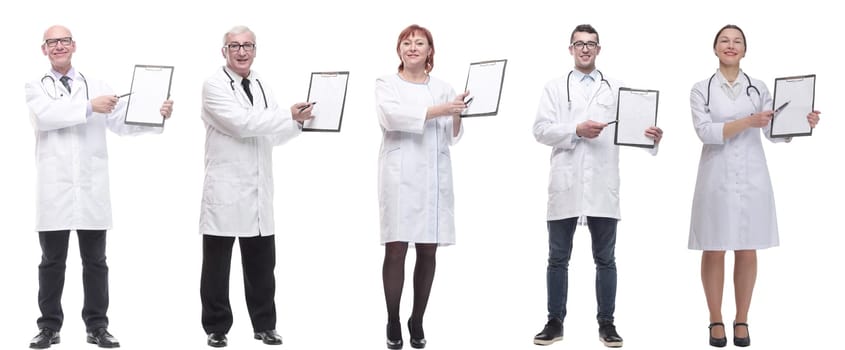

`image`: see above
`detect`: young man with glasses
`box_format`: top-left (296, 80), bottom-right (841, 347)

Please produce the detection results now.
top-left (24, 24), bottom-right (174, 349)
top-left (198, 25), bottom-right (314, 348)
top-left (531, 24), bottom-right (663, 348)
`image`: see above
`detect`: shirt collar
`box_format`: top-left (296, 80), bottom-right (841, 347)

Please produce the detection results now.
top-left (716, 68), bottom-right (745, 89)
top-left (50, 67), bottom-right (76, 81)
top-left (571, 69), bottom-right (598, 85)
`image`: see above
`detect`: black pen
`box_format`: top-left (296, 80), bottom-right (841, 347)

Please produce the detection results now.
top-left (464, 97), bottom-right (474, 106)
top-left (298, 102), bottom-right (316, 112)
top-left (117, 92), bottom-right (132, 98)
top-left (605, 120), bottom-right (618, 125)
top-left (774, 101), bottom-right (790, 114)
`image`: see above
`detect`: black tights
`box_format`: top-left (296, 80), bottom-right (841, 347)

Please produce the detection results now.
top-left (383, 242), bottom-right (437, 340)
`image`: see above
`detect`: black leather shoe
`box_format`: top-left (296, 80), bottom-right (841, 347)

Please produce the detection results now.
top-left (533, 318), bottom-right (563, 346)
top-left (30, 328), bottom-right (60, 349)
top-left (86, 328), bottom-right (120, 348)
top-left (254, 330), bottom-right (283, 345)
top-left (387, 322), bottom-right (403, 349)
top-left (408, 319), bottom-right (426, 349)
top-left (709, 322), bottom-right (727, 347)
top-left (733, 322), bottom-right (750, 347)
top-left (598, 321), bottom-right (623, 348)
top-left (207, 333), bottom-right (227, 348)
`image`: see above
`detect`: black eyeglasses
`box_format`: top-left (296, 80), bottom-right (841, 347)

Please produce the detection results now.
top-left (225, 42), bottom-right (256, 52)
top-left (570, 41), bottom-right (599, 50)
top-left (44, 37), bottom-right (73, 48)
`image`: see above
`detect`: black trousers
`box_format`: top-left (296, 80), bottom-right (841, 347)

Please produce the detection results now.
top-left (37, 230), bottom-right (109, 332)
top-left (201, 234), bottom-right (276, 334)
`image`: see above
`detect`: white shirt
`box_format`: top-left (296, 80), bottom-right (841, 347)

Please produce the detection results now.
top-left (688, 69), bottom-right (785, 250)
top-left (375, 73), bottom-right (462, 245)
top-left (534, 70), bottom-right (628, 222)
top-left (25, 68), bottom-right (161, 231)
top-left (199, 66), bottom-right (301, 237)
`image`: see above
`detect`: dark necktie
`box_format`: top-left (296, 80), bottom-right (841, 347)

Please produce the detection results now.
top-left (60, 76), bottom-right (71, 92)
top-left (241, 78), bottom-right (254, 105)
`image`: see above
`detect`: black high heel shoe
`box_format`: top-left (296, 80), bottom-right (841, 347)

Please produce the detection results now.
top-left (733, 321), bottom-right (750, 347)
top-left (408, 319), bottom-right (427, 349)
top-left (387, 322), bottom-right (403, 349)
top-left (709, 322), bottom-right (727, 347)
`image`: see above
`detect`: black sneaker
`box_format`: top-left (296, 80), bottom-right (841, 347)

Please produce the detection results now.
top-left (533, 318), bottom-right (563, 346)
top-left (598, 321), bottom-right (623, 348)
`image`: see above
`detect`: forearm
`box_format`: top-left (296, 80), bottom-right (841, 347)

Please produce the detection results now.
top-left (722, 118), bottom-right (750, 140)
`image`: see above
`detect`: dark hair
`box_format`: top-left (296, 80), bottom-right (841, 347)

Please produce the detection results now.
top-left (570, 24), bottom-right (599, 44)
top-left (713, 24), bottom-right (746, 50)
top-left (396, 24), bottom-right (435, 73)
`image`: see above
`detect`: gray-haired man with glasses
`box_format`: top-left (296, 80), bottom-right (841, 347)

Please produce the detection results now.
top-left (198, 25), bottom-right (313, 348)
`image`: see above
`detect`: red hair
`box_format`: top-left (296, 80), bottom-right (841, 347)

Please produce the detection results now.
top-left (396, 24), bottom-right (435, 73)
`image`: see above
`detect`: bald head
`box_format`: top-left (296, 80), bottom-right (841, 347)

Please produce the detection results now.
top-left (41, 25), bottom-right (76, 74)
top-left (43, 25), bottom-right (72, 41)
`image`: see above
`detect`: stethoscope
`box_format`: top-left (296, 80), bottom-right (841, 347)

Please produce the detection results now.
top-left (223, 67), bottom-right (267, 108)
top-left (704, 72), bottom-right (760, 112)
top-left (41, 72), bottom-right (89, 100)
top-left (566, 69), bottom-right (612, 109)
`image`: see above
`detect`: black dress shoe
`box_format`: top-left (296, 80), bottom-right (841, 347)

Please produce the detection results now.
top-left (207, 333), bottom-right (228, 348)
top-left (598, 320), bottom-right (623, 348)
top-left (733, 322), bottom-right (750, 347)
top-left (408, 319), bottom-right (426, 349)
top-left (387, 322), bottom-right (403, 349)
top-left (254, 330), bottom-right (283, 345)
top-left (709, 322), bottom-right (727, 347)
top-left (30, 328), bottom-right (60, 349)
top-left (86, 328), bottom-right (120, 348)
top-left (533, 318), bottom-right (563, 346)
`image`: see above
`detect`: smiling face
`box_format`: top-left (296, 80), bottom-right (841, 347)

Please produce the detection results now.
top-left (398, 31), bottom-right (432, 72)
top-left (713, 27), bottom-right (746, 67)
top-left (569, 31), bottom-right (601, 73)
top-left (41, 25), bottom-right (75, 74)
top-left (222, 30), bottom-right (256, 77)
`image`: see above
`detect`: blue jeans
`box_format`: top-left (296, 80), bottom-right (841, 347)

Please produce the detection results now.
top-left (546, 216), bottom-right (617, 323)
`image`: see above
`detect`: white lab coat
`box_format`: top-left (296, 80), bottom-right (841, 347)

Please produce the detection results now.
top-left (25, 69), bottom-right (161, 232)
top-left (199, 66), bottom-right (301, 237)
top-left (375, 74), bottom-right (462, 245)
top-left (688, 70), bottom-right (784, 250)
top-left (534, 71), bottom-right (655, 222)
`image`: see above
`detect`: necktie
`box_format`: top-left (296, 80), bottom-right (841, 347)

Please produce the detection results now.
top-left (241, 78), bottom-right (254, 105)
top-left (60, 76), bottom-right (71, 92)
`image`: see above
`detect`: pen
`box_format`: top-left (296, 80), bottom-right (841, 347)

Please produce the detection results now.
top-left (298, 102), bottom-right (316, 112)
top-left (605, 120), bottom-right (618, 125)
top-left (774, 101), bottom-right (790, 114)
top-left (117, 92), bottom-right (132, 98)
top-left (464, 97), bottom-right (474, 106)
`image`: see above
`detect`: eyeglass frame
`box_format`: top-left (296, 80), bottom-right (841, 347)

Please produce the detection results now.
top-left (44, 37), bottom-right (73, 48)
top-left (570, 41), bottom-right (599, 50)
top-left (224, 42), bottom-right (256, 52)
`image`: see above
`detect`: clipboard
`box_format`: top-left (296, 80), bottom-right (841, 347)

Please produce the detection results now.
top-left (461, 59), bottom-right (507, 117)
top-left (302, 71), bottom-right (349, 132)
top-left (771, 74), bottom-right (815, 138)
top-left (613, 87), bottom-right (659, 148)
top-left (123, 64), bottom-right (174, 127)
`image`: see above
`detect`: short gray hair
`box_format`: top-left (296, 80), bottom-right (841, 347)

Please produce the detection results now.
top-left (222, 25), bottom-right (256, 45)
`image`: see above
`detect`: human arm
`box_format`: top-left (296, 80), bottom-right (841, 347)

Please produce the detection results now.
top-left (201, 77), bottom-right (300, 139)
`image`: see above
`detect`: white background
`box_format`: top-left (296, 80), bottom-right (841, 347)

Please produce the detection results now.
top-left (2, 1), bottom-right (841, 349)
